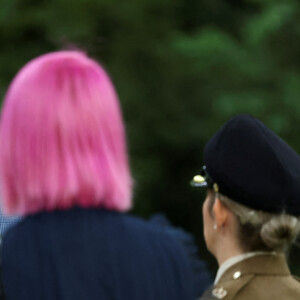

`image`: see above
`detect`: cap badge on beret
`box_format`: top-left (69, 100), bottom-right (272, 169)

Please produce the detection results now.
top-left (191, 165), bottom-right (219, 192)
top-left (192, 175), bottom-right (206, 185)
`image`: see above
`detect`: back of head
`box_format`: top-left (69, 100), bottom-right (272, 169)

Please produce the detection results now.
top-left (203, 114), bottom-right (300, 216)
top-left (0, 51), bottom-right (132, 215)
top-left (191, 114), bottom-right (300, 252)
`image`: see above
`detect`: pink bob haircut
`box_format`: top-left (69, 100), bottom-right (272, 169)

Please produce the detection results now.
top-left (0, 51), bottom-right (133, 215)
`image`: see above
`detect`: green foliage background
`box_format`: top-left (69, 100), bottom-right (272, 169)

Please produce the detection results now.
top-left (1, 0), bottom-right (300, 275)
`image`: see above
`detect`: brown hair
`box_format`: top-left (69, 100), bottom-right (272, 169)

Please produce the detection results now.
top-left (208, 189), bottom-right (300, 253)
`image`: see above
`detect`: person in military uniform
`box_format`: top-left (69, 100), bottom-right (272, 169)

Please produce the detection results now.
top-left (191, 114), bottom-right (300, 300)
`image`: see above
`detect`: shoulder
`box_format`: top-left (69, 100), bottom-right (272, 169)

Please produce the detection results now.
top-left (2, 208), bottom-right (187, 255)
top-left (117, 213), bottom-right (193, 260)
top-left (1, 209), bottom-right (196, 300)
top-left (2, 208), bottom-right (194, 275)
top-left (199, 273), bottom-right (254, 300)
top-left (199, 254), bottom-right (300, 300)
top-left (200, 273), bottom-right (300, 300)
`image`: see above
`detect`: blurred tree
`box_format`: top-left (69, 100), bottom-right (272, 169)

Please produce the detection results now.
top-left (1, 0), bottom-right (300, 275)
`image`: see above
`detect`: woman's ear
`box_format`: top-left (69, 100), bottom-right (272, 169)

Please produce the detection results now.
top-left (213, 197), bottom-right (230, 230)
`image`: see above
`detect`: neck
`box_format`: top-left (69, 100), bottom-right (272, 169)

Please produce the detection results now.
top-left (213, 236), bottom-right (245, 266)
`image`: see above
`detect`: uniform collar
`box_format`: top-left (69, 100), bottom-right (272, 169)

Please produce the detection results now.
top-left (214, 251), bottom-right (276, 284)
top-left (216, 252), bottom-right (290, 285)
top-left (201, 254), bottom-right (291, 300)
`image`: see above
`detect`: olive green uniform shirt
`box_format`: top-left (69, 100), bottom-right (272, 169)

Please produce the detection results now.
top-left (200, 254), bottom-right (300, 300)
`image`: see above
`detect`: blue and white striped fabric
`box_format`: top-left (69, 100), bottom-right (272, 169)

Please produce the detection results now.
top-left (0, 211), bottom-right (22, 236)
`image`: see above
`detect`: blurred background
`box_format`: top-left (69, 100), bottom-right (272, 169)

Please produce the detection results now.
top-left (1, 0), bottom-right (300, 277)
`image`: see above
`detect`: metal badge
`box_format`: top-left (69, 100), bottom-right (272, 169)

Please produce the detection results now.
top-left (190, 175), bottom-right (208, 187)
top-left (193, 175), bottom-right (206, 183)
top-left (212, 287), bottom-right (227, 299)
top-left (233, 271), bottom-right (241, 280)
top-left (213, 183), bottom-right (219, 193)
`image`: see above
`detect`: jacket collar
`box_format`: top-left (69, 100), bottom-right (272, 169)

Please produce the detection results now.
top-left (218, 253), bottom-right (290, 284)
top-left (215, 251), bottom-right (276, 284)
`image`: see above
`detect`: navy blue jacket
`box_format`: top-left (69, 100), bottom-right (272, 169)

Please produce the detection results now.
top-left (1, 208), bottom-right (194, 300)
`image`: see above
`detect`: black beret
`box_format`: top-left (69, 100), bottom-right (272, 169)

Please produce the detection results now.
top-left (192, 114), bottom-right (300, 216)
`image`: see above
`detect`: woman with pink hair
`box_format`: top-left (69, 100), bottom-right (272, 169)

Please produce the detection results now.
top-left (0, 51), bottom-right (194, 300)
